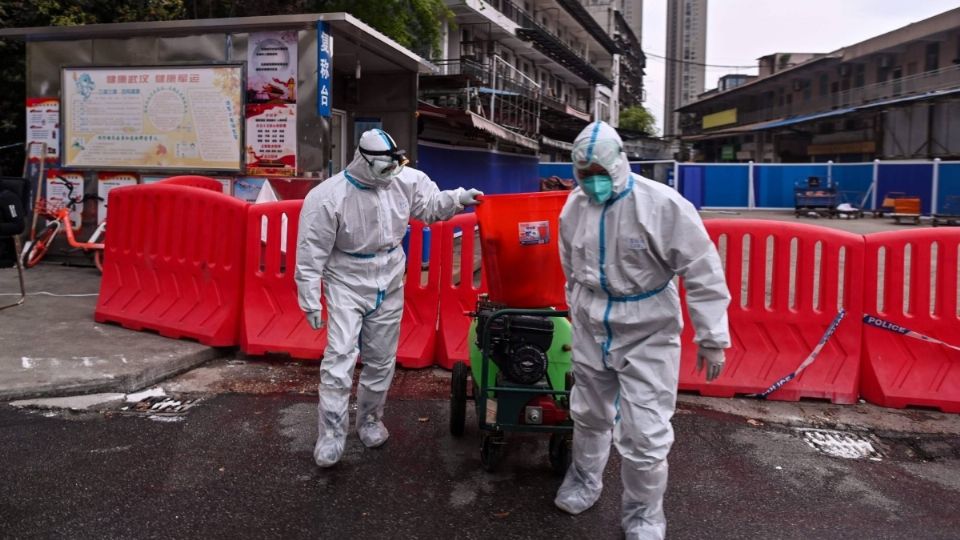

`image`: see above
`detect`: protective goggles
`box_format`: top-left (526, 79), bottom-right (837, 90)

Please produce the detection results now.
top-left (359, 145), bottom-right (409, 173)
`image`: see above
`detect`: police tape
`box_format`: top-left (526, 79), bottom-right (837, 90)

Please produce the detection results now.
top-left (755, 309), bottom-right (847, 399)
top-left (862, 314), bottom-right (960, 353)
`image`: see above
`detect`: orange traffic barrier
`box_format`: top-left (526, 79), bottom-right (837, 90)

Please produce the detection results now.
top-left (397, 220), bottom-right (443, 368)
top-left (436, 213), bottom-right (487, 368)
top-left (95, 184), bottom-right (248, 346)
top-left (860, 229), bottom-right (960, 412)
top-left (158, 175), bottom-right (226, 193)
top-left (679, 219), bottom-right (864, 403)
top-left (241, 200), bottom-right (327, 359)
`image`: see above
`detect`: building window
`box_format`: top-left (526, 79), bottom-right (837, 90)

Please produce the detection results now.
top-left (819, 74), bottom-right (829, 97)
top-left (926, 42), bottom-right (940, 72)
top-left (854, 65), bottom-right (865, 88)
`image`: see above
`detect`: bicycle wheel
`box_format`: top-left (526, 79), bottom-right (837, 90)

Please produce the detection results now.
top-left (25, 223), bottom-right (58, 268)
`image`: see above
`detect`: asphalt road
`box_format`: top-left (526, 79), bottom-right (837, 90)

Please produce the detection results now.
top-left (2, 393), bottom-right (959, 539)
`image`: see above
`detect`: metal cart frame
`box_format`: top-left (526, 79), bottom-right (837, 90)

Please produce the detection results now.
top-left (450, 307), bottom-right (573, 474)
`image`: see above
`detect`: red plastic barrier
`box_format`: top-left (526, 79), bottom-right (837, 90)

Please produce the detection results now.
top-left (267, 178), bottom-right (320, 200)
top-left (397, 220), bottom-right (443, 368)
top-left (241, 200), bottom-right (328, 359)
top-left (95, 184), bottom-right (248, 346)
top-left (860, 229), bottom-right (960, 412)
top-left (436, 213), bottom-right (488, 368)
top-left (241, 204), bottom-right (438, 366)
top-left (679, 219), bottom-right (864, 404)
top-left (158, 175), bottom-right (226, 193)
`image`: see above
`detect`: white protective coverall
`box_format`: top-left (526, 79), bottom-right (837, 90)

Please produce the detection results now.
top-left (555, 121), bottom-right (731, 539)
top-left (295, 129), bottom-right (480, 467)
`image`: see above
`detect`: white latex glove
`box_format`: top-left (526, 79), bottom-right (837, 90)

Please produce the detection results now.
top-left (459, 188), bottom-right (484, 206)
top-left (696, 346), bottom-right (725, 382)
top-left (305, 310), bottom-right (324, 330)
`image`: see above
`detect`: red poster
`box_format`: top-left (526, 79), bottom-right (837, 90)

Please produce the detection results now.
top-left (245, 103), bottom-right (297, 176)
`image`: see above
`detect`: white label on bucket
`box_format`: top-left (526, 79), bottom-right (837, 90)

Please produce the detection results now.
top-left (518, 221), bottom-right (550, 246)
top-left (7, 205), bottom-right (17, 219)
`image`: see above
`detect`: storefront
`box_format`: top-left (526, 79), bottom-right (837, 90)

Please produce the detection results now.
top-left (1, 13), bottom-right (434, 241)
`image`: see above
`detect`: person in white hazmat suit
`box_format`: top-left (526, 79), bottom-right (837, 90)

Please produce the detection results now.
top-left (295, 129), bottom-right (483, 467)
top-left (555, 121), bottom-right (730, 539)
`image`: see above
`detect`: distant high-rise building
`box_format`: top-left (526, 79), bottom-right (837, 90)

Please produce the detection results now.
top-left (664, 0), bottom-right (707, 138)
top-left (581, 0), bottom-right (642, 42)
top-left (621, 0), bottom-right (642, 39)
top-left (581, 0), bottom-right (646, 109)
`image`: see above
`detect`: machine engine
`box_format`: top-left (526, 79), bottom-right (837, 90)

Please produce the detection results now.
top-left (475, 300), bottom-right (554, 385)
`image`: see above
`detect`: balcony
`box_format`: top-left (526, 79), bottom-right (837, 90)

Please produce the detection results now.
top-left (483, 0), bottom-right (613, 87)
top-left (420, 55), bottom-right (542, 139)
top-left (428, 57), bottom-right (488, 80)
top-left (834, 63), bottom-right (960, 107)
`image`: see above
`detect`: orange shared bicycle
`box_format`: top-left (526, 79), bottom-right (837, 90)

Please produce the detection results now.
top-left (22, 176), bottom-right (106, 272)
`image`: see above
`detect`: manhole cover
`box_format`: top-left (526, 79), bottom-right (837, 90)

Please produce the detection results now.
top-left (123, 396), bottom-right (202, 416)
top-left (797, 428), bottom-right (884, 460)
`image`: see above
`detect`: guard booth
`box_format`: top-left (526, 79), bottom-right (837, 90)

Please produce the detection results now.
top-left (0, 13), bottom-right (435, 263)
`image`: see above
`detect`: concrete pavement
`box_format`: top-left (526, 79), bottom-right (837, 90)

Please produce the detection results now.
top-left (0, 263), bottom-right (224, 401)
top-left (3, 388), bottom-right (959, 539)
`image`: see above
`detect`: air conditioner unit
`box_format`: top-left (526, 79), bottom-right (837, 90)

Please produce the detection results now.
top-left (879, 55), bottom-right (891, 68)
top-left (792, 79), bottom-right (804, 91)
top-left (838, 64), bottom-right (851, 77)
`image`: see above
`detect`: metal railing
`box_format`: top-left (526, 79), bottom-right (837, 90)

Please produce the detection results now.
top-left (485, 0), bottom-right (594, 68)
top-left (430, 58), bottom-right (487, 80)
top-left (834, 63), bottom-right (960, 107)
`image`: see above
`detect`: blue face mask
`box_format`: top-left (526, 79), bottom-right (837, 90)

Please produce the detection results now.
top-left (580, 174), bottom-right (613, 204)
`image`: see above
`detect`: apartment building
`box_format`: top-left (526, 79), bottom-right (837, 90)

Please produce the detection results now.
top-left (678, 7), bottom-right (960, 163)
top-left (417, 0), bottom-right (621, 160)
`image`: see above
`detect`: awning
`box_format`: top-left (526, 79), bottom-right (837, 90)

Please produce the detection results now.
top-left (540, 135), bottom-right (573, 151)
top-left (465, 112), bottom-right (539, 151)
top-left (682, 118), bottom-right (786, 141)
top-left (760, 107), bottom-right (855, 130)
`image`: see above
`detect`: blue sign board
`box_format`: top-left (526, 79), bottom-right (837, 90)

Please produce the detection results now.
top-left (317, 21), bottom-right (332, 118)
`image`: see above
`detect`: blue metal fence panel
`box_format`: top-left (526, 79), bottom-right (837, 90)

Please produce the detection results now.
top-left (754, 165), bottom-right (829, 208)
top-left (831, 164), bottom-right (874, 209)
top-left (418, 143), bottom-right (540, 194)
top-left (683, 165), bottom-right (749, 207)
top-left (877, 163), bottom-right (934, 215)
top-left (938, 163), bottom-right (960, 215)
top-left (679, 165), bottom-right (704, 209)
top-left (539, 162), bottom-right (574, 180)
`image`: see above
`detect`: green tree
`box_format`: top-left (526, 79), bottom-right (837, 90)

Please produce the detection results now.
top-left (619, 105), bottom-right (658, 137)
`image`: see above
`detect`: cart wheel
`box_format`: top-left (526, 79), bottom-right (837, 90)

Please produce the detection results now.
top-left (480, 432), bottom-right (505, 472)
top-left (549, 432), bottom-right (573, 476)
top-left (450, 361), bottom-right (469, 437)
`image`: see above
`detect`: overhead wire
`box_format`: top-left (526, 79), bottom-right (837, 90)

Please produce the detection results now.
top-left (643, 51), bottom-right (757, 69)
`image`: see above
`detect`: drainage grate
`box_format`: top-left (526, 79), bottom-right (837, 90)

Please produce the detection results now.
top-left (797, 428), bottom-right (884, 460)
top-left (123, 396), bottom-right (202, 416)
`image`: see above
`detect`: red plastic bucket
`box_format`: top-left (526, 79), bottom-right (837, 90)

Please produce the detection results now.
top-left (475, 191), bottom-right (570, 308)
